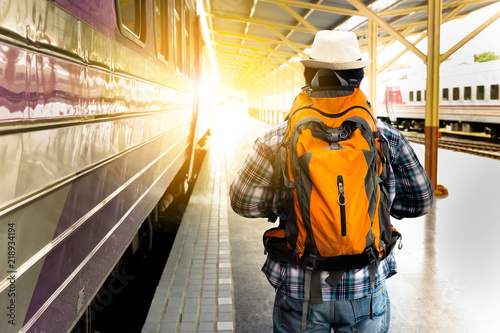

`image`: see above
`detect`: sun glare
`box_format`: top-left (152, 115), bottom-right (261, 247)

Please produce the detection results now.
top-left (210, 92), bottom-right (249, 150)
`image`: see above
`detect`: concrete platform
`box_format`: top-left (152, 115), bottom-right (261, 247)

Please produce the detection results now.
top-left (142, 110), bottom-right (500, 332)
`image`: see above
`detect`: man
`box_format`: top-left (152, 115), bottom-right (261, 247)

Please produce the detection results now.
top-left (229, 30), bottom-right (434, 332)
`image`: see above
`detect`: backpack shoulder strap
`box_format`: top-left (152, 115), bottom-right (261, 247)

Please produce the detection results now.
top-left (301, 255), bottom-right (322, 331)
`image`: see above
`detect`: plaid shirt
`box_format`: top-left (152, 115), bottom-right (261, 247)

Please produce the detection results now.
top-left (229, 118), bottom-right (434, 300)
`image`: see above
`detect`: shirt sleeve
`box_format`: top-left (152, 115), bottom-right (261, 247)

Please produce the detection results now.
top-left (229, 123), bottom-right (286, 218)
top-left (377, 120), bottom-right (434, 219)
top-left (231, 120), bottom-right (434, 220)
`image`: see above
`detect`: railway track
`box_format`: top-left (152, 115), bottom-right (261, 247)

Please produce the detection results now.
top-left (405, 133), bottom-right (500, 160)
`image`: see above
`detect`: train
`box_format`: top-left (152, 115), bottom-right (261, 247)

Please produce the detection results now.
top-left (0, 0), bottom-right (213, 332)
top-left (376, 60), bottom-right (500, 139)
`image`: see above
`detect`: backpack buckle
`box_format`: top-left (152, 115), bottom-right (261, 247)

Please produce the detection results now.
top-left (364, 247), bottom-right (377, 264)
top-left (302, 254), bottom-right (318, 272)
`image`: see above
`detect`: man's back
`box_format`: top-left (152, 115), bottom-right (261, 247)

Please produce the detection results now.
top-left (229, 30), bottom-right (434, 333)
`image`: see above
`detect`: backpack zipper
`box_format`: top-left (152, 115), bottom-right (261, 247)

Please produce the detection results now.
top-left (337, 175), bottom-right (347, 236)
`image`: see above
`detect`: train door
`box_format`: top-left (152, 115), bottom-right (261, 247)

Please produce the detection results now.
top-left (385, 86), bottom-right (397, 123)
top-left (187, 13), bottom-right (202, 182)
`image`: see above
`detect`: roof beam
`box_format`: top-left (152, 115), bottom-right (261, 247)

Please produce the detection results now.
top-left (377, 33), bottom-right (427, 74)
top-left (216, 58), bottom-right (276, 72)
top-left (442, 8), bottom-right (500, 62)
top-left (217, 64), bottom-right (263, 75)
top-left (355, 14), bottom-right (468, 37)
top-left (257, 0), bottom-right (323, 77)
top-left (250, 48), bottom-right (287, 72)
top-left (380, 0), bottom-right (496, 17)
top-left (250, 58), bottom-right (296, 84)
top-left (232, 0), bottom-right (260, 88)
top-left (261, 0), bottom-right (360, 17)
top-left (261, 0), bottom-right (495, 18)
top-left (209, 30), bottom-right (310, 49)
top-left (213, 41), bottom-right (298, 58)
top-left (216, 49), bottom-right (283, 63)
top-left (207, 11), bottom-right (312, 33)
top-left (346, 0), bottom-right (426, 63)
top-left (265, 25), bottom-right (309, 58)
top-left (375, 27), bottom-right (412, 54)
top-left (218, 63), bottom-right (273, 85)
top-left (256, 40), bottom-right (304, 75)
top-left (277, 3), bottom-right (319, 33)
top-left (376, 4), bottom-right (473, 73)
top-left (218, 68), bottom-right (267, 80)
top-left (217, 68), bottom-right (270, 85)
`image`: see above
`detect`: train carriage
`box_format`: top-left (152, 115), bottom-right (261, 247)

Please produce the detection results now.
top-left (0, 0), bottom-right (212, 332)
top-left (377, 60), bottom-right (500, 138)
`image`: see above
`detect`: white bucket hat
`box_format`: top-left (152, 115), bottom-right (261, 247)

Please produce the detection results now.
top-left (301, 30), bottom-right (371, 70)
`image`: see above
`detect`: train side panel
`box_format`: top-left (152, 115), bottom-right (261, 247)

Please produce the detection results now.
top-left (0, 0), bottom-right (208, 332)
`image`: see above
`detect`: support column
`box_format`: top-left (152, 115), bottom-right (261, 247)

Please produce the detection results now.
top-left (368, 19), bottom-right (378, 115)
top-left (273, 74), bottom-right (278, 124)
top-left (281, 70), bottom-right (286, 123)
top-left (426, 0), bottom-right (445, 195)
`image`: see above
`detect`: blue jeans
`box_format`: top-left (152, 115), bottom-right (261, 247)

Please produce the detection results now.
top-left (273, 282), bottom-right (390, 333)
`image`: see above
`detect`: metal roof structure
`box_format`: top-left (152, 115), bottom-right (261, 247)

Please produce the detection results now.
top-left (202, 0), bottom-right (499, 90)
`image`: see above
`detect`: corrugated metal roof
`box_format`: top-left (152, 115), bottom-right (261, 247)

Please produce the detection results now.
top-left (204, 0), bottom-right (497, 89)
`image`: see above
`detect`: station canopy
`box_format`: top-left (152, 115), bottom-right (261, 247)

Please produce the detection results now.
top-left (203, 0), bottom-right (496, 89)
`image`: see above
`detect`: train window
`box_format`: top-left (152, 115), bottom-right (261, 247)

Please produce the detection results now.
top-left (464, 86), bottom-right (471, 100)
top-left (174, 0), bottom-right (183, 72)
top-left (155, 0), bottom-right (169, 60)
top-left (416, 91), bottom-right (421, 102)
top-left (442, 88), bottom-right (449, 101)
top-left (409, 91), bottom-right (414, 102)
top-left (453, 87), bottom-right (460, 101)
top-left (477, 86), bottom-right (485, 100)
top-left (184, 2), bottom-right (191, 77)
top-left (491, 84), bottom-right (499, 100)
top-left (117, 0), bottom-right (145, 42)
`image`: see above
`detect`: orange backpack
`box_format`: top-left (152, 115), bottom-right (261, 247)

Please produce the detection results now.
top-left (263, 70), bottom-right (401, 322)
